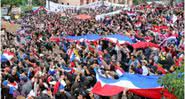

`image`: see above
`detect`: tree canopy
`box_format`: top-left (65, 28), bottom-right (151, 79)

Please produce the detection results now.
top-left (158, 65), bottom-right (184, 99)
top-left (1, 0), bottom-right (25, 6)
top-left (32, 0), bottom-right (45, 6)
top-left (1, 0), bottom-right (45, 7)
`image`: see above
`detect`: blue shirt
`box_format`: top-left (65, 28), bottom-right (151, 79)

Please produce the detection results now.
top-left (128, 59), bottom-right (139, 67)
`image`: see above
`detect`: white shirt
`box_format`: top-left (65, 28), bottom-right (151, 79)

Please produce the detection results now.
top-left (142, 66), bottom-right (149, 76)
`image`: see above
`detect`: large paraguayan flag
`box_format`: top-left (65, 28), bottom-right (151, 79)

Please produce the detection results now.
top-left (92, 68), bottom-right (175, 99)
top-left (63, 34), bottom-right (133, 44)
top-left (64, 34), bottom-right (102, 42)
top-left (103, 34), bottom-right (133, 44)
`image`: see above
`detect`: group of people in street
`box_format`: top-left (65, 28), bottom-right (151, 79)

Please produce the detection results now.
top-left (1, 1), bottom-right (184, 99)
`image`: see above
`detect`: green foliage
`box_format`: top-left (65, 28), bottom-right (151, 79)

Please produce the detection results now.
top-left (32, 0), bottom-right (45, 6)
top-left (1, 0), bottom-right (26, 6)
top-left (158, 66), bottom-right (184, 99)
top-left (21, 6), bottom-right (33, 12)
top-left (133, 0), bottom-right (145, 5)
top-left (2, 0), bottom-right (45, 7)
top-left (133, 0), bottom-right (139, 5)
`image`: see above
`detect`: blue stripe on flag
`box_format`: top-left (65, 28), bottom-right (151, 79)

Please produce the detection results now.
top-left (95, 68), bottom-right (162, 89)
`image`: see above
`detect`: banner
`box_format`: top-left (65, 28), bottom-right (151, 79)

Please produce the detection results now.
top-left (46, 0), bottom-right (127, 12)
top-left (95, 6), bottom-right (129, 21)
top-left (95, 10), bottom-right (122, 21)
top-left (91, 68), bottom-right (175, 98)
top-left (46, 1), bottom-right (103, 12)
top-left (104, 1), bottom-right (127, 7)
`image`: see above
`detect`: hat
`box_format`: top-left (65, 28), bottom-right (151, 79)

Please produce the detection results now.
top-left (141, 60), bottom-right (148, 64)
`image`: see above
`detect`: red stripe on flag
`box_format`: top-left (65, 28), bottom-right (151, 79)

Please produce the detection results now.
top-left (92, 82), bottom-right (176, 98)
top-left (3, 50), bottom-right (15, 56)
top-left (91, 82), bottom-right (124, 96)
top-left (129, 88), bottom-right (176, 99)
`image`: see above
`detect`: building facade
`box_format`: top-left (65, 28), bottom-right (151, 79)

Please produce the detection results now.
top-left (57, 0), bottom-right (133, 6)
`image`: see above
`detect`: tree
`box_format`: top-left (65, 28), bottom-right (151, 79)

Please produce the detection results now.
top-left (1, 0), bottom-right (26, 15)
top-left (133, 0), bottom-right (145, 5)
top-left (158, 65), bottom-right (184, 99)
top-left (32, 0), bottom-right (45, 6)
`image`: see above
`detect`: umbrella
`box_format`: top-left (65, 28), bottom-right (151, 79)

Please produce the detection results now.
top-left (75, 14), bottom-right (91, 20)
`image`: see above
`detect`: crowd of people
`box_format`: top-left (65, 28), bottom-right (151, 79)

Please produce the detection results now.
top-left (1, 1), bottom-right (184, 99)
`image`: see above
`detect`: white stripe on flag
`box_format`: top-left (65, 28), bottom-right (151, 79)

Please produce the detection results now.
top-left (3, 53), bottom-right (14, 60)
top-left (116, 69), bottom-right (123, 76)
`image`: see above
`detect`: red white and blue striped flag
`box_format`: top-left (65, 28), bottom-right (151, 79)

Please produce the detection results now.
top-left (92, 68), bottom-right (176, 98)
top-left (0, 50), bottom-right (15, 62)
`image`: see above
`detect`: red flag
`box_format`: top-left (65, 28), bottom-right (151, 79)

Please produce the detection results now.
top-left (53, 82), bottom-right (60, 95)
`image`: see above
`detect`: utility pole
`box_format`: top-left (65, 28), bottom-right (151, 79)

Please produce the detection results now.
top-left (101, 0), bottom-right (105, 6)
top-left (48, 0), bottom-right (50, 10)
top-left (46, 0), bottom-right (50, 9)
